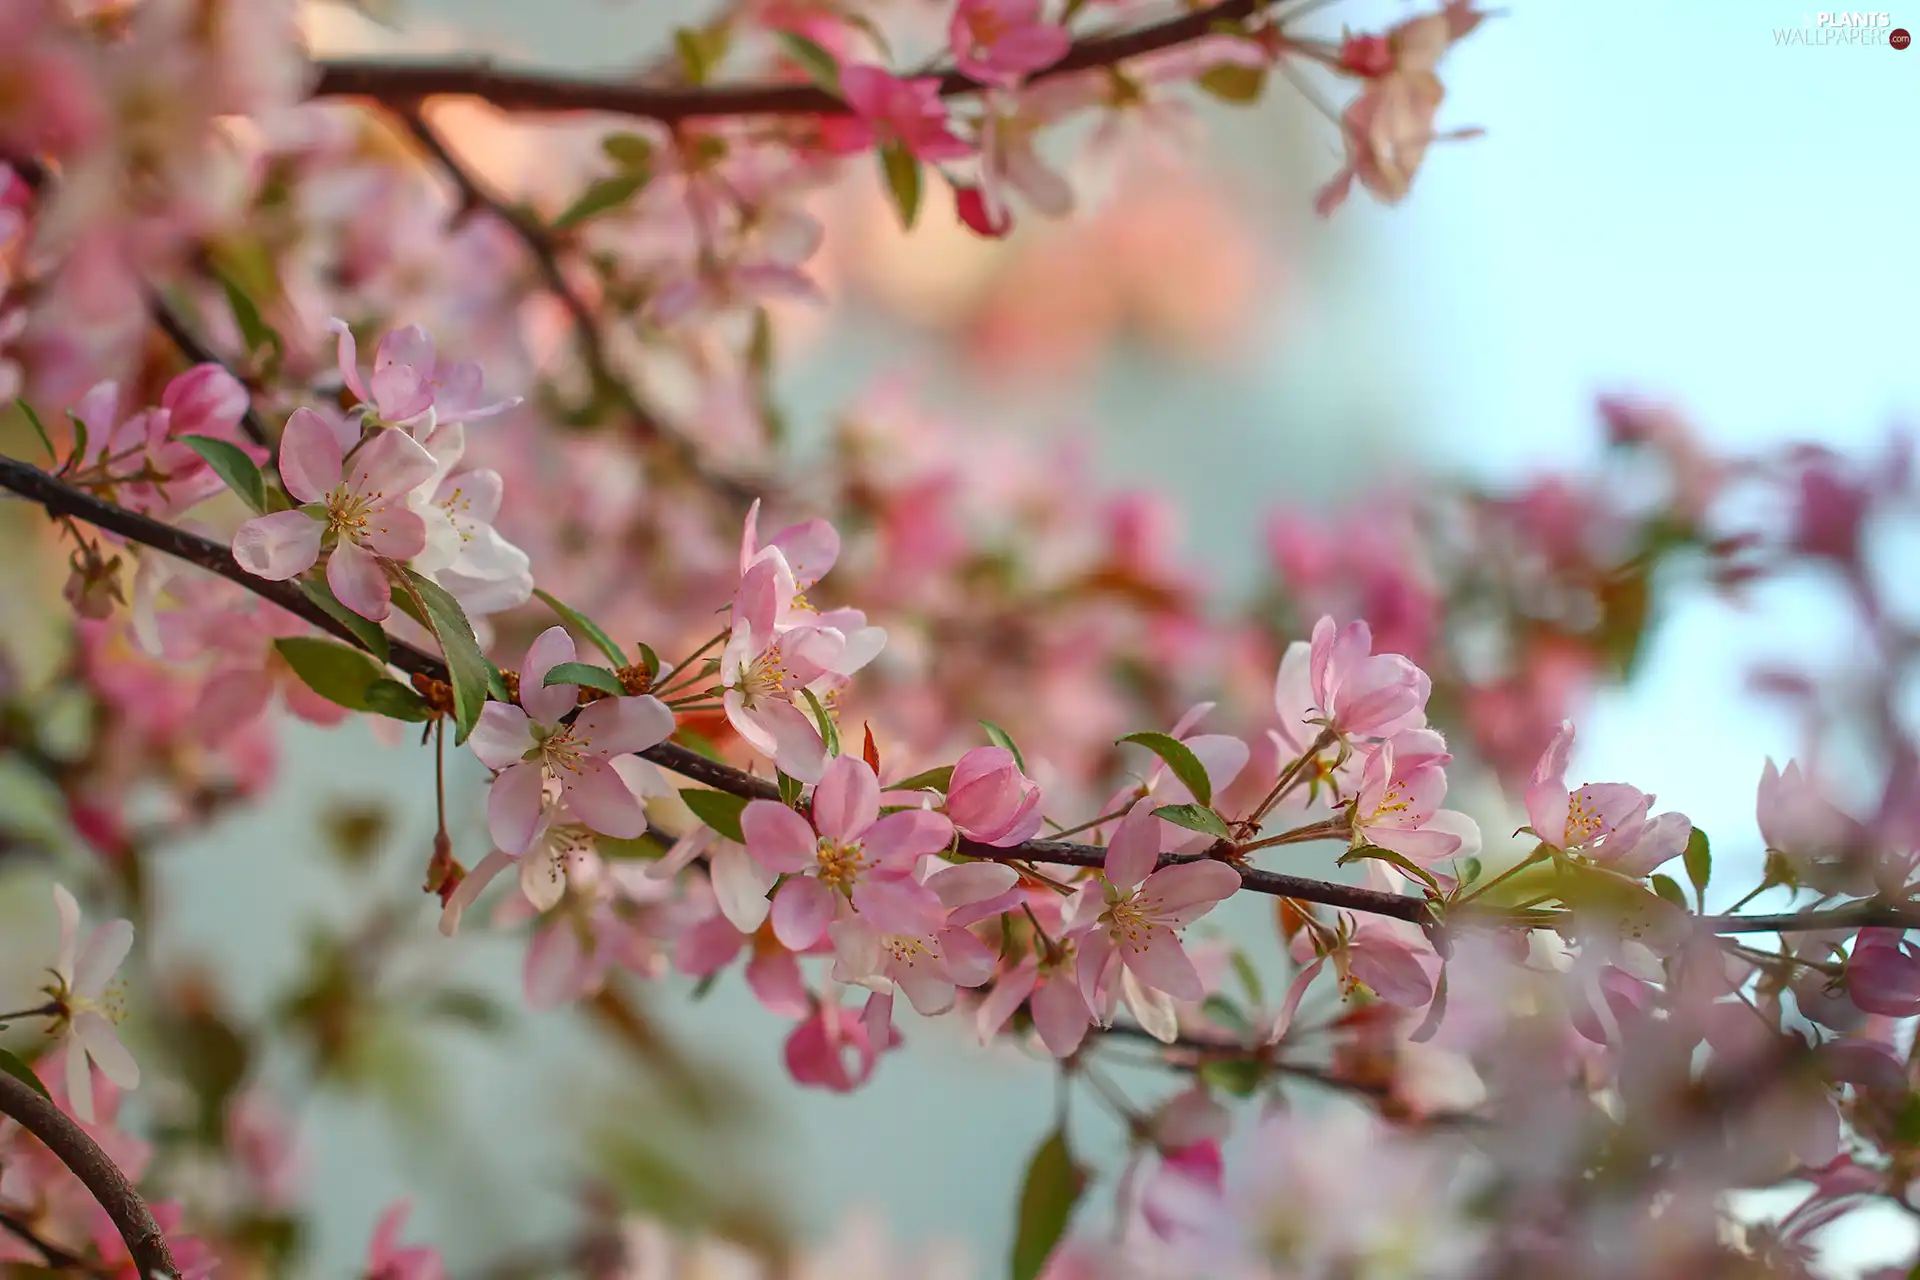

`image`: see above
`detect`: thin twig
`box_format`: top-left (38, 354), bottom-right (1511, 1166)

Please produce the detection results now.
top-left (313, 0), bottom-right (1275, 121)
top-left (391, 110), bottom-right (760, 506)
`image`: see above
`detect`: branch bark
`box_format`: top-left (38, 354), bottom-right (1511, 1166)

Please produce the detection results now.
top-left (0, 1070), bottom-right (177, 1276)
top-left (311, 0), bottom-right (1269, 119)
top-left (2, 453), bottom-right (1914, 940)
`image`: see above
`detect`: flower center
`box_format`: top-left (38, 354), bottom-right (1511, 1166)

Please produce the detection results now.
top-left (1368, 780), bottom-right (1413, 825)
top-left (1104, 894), bottom-right (1153, 947)
top-left (439, 485), bottom-right (475, 542)
top-left (542, 727), bottom-right (587, 774)
top-left (965, 10), bottom-right (1010, 51)
top-left (739, 643), bottom-right (789, 704)
top-left (1565, 786), bottom-right (1607, 847)
top-left (815, 837), bottom-right (869, 891)
top-left (882, 935), bottom-right (933, 968)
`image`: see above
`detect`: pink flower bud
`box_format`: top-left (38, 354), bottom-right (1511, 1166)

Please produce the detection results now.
top-left (160, 363), bottom-right (249, 438)
top-left (1847, 930), bottom-right (1920, 1018)
top-left (946, 745), bottom-right (1043, 846)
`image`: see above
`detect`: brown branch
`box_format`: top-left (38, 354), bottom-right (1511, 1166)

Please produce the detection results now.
top-left (0, 1071), bottom-right (177, 1276)
top-left (0, 1207), bottom-right (108, 1274)
top-left (2, 453), bottom-right (1913, 942)
top-left (389, 109), bottom-right (760, 506)
top-left (311, 0), bottom-right (1270, 121)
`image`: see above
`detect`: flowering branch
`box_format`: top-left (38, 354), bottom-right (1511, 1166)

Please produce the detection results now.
top-left (0, 1069), bottom-right (178, 1277)
top-left (388, 108), bottom-right (761, 505)
top-left (311, 0), bottom-right (1272, 120)
top-left (3, 453), bottom-right (1914, 942)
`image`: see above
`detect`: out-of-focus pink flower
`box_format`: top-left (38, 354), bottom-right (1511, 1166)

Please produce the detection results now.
top-left (1073, 799), bottom-right (1238, 1032)
top-left (950, 0), bottom-right (1071, 86)
top-left (0, 1), bottom-right (104, 157)
top-left (231, 411), bottom-right (437, 621)
top-left (785, 991), bottom-right (900, 1092)
top-left (819, 66), bottom-right (973, 161)
top-left (46, 884), bottom-right (138, 1125)
top-left (740, 755), bottom-right (954, 950)
top-left (1313, 64), bottom-right (1480, 217)
top-left (1847, 929), bottom-right (1920, 1017)
top-left (947, 745), bottom-right (1043, 845)
top-left (467, 627), bottom-right (676, 854)
top-left (226, 1088), bottom-right (304, 1211)
top-left (329, 319), bottom-right (519, 433)
top-left (363, 1200), bottom-right (445, 1280)
top-left (1758, 758), bottom-right (1869, 883)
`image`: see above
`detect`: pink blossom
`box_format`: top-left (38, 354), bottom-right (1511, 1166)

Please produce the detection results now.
top-left (1847, 929), bottom-right (1920, 1017)
top-left (820, 66), bottom-right (973, 162)
top-left (947, 745), bottom-right (1044, 845)
top-left (1072, 799), bottom-right (1239, 1029)
top-left (741, 756), bottom-right (954, 949)
top-left (68, 366), bottom-right (260, 519)
top-left (1314, 67), bottom-right (1480, 217)
top-left (1347, 730), bottom-right (1480, 867)
top-left (830, 860), bottom-right (1017, 1029)
top-left (974, 948), bottom-right (1095, 1058)
top-left (785, 992), bottom-right (900, 1092)
top-left (1758, 758), bottom-right (1868, 883)
top-left (46, 884), bottom-right (138, 1125)
top-left (441, 755), bottom-right (671, 934)
top-left (721, 549), bottom-right (884, 783)
top-left (648, 822), bottom-right (779, 934)
top-left (364, 1200), bottom-right (445, 1280)
top-left (739, 498), bottom-right (842, 599)
top-left (467, 627), bottom-right (676, 854)
top-left (329, 318), bottom-right (519, 433)
top-left (231, 411), bottom-right (437, 621)
top-left (949, 0), bottom-right (1071, 87)
top-left (1307, 615), bottom-right (1432, 739)
top-left (1524, 721), bottom-right (1690, 871)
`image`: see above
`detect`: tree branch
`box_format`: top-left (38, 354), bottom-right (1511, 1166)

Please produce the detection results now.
top-left (0, 1207), bottom-right (108, 1274)
top-left (311, 0), bottom-right (1270, 121)
top-left (389, 109), bottom-right (760, 506)
top-left (0, 1071), bottom-right (177, 1277)
top-left (2, 453), bottom-right (1913, 942)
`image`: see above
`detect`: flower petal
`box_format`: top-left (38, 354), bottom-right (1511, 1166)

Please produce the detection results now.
top-left (812, 755), bottom-right (880, 842)
top-left (486, 761), bottom-right (547, 855)
top-left (74, 1012), bottom-right (139, 1089)
top-left (741, 800), bottom-right (818, 873)
top-left (232, 510), bottom-right (322, 581)
top-left (771, 875), bottom-right (836, 950)
top-left (573, 695), bottom-right (675, 756)
top-left (74, 919), bottom-right (132, 997)
top-left (712, 845), bottom-right (776, 932)
top-left (326, 540), bottom-right (392, 622)
top-left (277, 407), bottom-right (344, 503)
top-left (560, 756), bottom-right (646, 838)
top-left (469, 702), bottom-right (535, 769)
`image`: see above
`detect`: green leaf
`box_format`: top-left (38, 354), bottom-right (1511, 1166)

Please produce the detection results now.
top-left (774, 32), bottom-right (843, 94)
top-left (66, 409), bottom-right (88, 468)
top-left (801, 686), bottom-right (840, 757)
top-left (1648, 872), bottom-right (1689, 910)
top-left (1683, 827), bottom-right (1712, 907)
top-left (680, 788), bottom-right (749, 844)
top-left (1197, 64), bottom-right (1267, 102)
top-left (1338, 843), bottom-right (1440, 893)
top-left (179, 434), bottom-right (267, 513)
top-left (778, 771), bottom-right (804, 806)
top-left (1010, 1127), bottom-right (1087, 1280)
top-left (1459, 855), bottom-right (1484, 886)
top-left (675, 727), bottom-right (725, 762)
top-left (0, 1048), bottom-right (49, 1100)
top-left (1119, 732), bottom-right (1213, 807)
top-left (217, 271), bottom-right (286, 374)
top-left (553, 171), bottom-right (650, 232)
top-left (1200, 995), bottom-right (1254, 1038)
top-left (1230, 949), bottom-right (1265, 1006)
top-left (364, 679), bottom-right (434, 722)
top-left (601, 132), bottom-right (656, 168)
top-left (17, 399), bottom-right (56, 464)
top-left (532, 589), bottom-right (629, 666)
top-left (486, 662), bottom-right (512, 702)
top-left (425, 989), bottom-right (505, 1030)
top-left (980, 721), bottom-right (1026, 775)
top-left (298, 579), bottom-right (390, 662)
top-left (635, 642), bottom-right (661, 682)
top-left (1151, 803), bottom-right (1231, 840)
top-left (274, 637), bottom-right (388, 712)
top-left (889, 765), bottom-right (955, 794)
top-left (399, 569), bottom-right (488, 744)
top-left (544, 661), bottom-right (626, 697)
top-left (674, 25), bottom-right (731, 84)
top-left (878, 143), bottom-right (923, 230)
top-left (1198, 1056), bottom-right (1264, 1098)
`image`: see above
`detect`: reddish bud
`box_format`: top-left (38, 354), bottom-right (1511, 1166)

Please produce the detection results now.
top-left (954, 185), bottom-right (1012, 239)
top-left (1338, 33), bottom-right (1395, 77)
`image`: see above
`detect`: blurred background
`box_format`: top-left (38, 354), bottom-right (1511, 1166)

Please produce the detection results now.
top-left (3, 0), bottom-right (1917, 1274)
